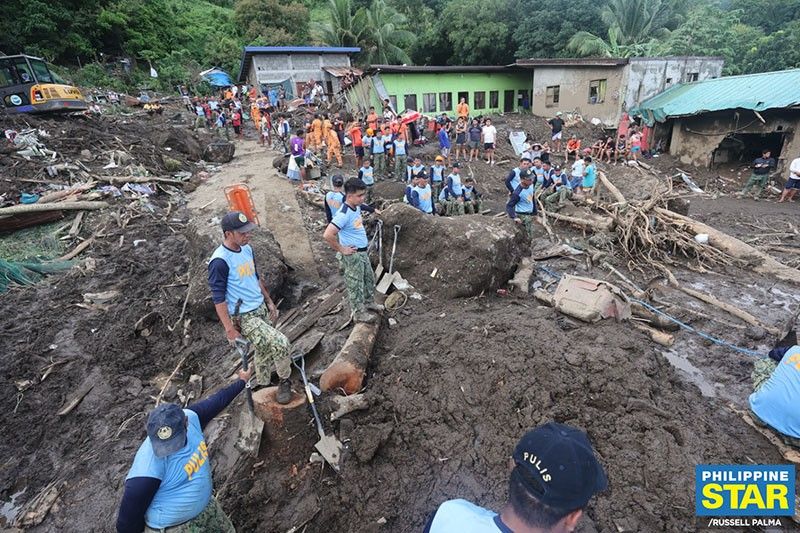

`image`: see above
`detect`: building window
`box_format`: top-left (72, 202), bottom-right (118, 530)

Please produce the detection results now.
top-left (687, 72), bottom-right (699, 82)
top-left (474, 91), bottom-right (486, 109)
top-left (665, 78), bottom-right (672, 85)
top-left (588, 79), bottom-right (606, 104)
top-left (489, 90), bottom-right (499, 109)
top-left (404, 94), bottom-right (418, 111)
top-left (389, 95), bottom-right (397, 111)
top-left (423, 93), bottom-right (436, 113)
top-left (545, 85), bottom-right (560, 107)
top-left (439, 92), bottom-right (452, 112)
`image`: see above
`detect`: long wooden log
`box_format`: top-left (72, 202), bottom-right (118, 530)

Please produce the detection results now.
top-left (545, 210), bottom-right (615, 231)
top-left (0, 201), bottom-right (108, 216)
top-left (319, 321), bottom-right (379, 395)
top-left (598, 171), bottom-right (627, 207)
top-left (655, 208), bottom-right (799, 286)
top-left (98, 176), bottom-right (188, 185)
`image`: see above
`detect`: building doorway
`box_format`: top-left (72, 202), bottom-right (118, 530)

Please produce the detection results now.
top-left (711, 132), bottom-right (786, 167)
top-left (503, 90), bottom-right (514, 112)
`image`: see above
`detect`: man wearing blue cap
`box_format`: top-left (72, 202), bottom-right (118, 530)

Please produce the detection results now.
top-left (208, 212), bottom-right (293, 404)
top-left (116, 366), bottom-right (253, 532)
top-left (426, 422), bottom-right (607, 532)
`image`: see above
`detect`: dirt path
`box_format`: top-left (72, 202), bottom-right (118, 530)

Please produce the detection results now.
top-left (187, 139), bottom-right (319, 281)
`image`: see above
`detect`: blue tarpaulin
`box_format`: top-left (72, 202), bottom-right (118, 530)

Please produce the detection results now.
top-left (200, 68), bottom-right (233, 88)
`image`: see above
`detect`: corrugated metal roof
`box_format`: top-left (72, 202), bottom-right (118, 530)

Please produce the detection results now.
top-left (631, 68), bottom-right (800, 125)
top-left (322, 66), bottom-right (363, 77)
top-left (237, 46), bottom-right (361, 82)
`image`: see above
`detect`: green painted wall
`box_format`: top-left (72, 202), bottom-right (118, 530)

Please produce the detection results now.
top-left (346, 71), bottom-right (532, 115)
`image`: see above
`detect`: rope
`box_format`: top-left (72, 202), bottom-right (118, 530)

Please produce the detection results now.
top-left (534, 265), bottom-right (765, 357)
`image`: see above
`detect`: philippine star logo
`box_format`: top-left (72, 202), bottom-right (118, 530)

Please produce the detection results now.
top-left (695, 465), bottom-right (796, 528)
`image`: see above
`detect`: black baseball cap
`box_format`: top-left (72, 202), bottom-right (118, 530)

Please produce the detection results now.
top-left (452, 162), bottom-right (460, 168)
top-left (146, 404), bottom-right (187, 458)
top-left (331, 175), bottom-right (344, 187)
top-left (512, 422), bottom-right (607, 510)
top-left (221, 211), bottom-right (257, 233)
top-left (519, 169), bottom-right (533, 178)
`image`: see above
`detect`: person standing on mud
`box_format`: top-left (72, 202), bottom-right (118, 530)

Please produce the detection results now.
top-left (740, 149), bottom-right (776, 200)
top-left (208, 212), bottom-right (293, 404)
top-left (115, 366), bottom-right (253, 533)
top-left (323, 178), bottom-right (383, 323)
top-left (425, 422), bottom-right (607, 533)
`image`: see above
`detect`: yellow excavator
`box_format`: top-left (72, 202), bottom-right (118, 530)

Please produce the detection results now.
top-left (0, 54), bottom-right (88, 114)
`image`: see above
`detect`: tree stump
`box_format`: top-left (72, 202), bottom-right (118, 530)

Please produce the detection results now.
top-left (252, 386), bottom-right (309, 458)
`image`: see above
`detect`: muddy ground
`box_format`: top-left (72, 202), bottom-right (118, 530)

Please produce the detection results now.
top-left (1, 105), bottom-right (799, 532)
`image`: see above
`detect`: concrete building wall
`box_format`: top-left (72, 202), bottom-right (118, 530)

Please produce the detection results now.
top-left (531, 66), bottom-right (626, 126)
top-left (344, 71), bottom-right (532, 116)
top-left (247, 53), bottom-right (352, 96)
top-left (624, 57), bottom-right (724, 110)
top-left (668, 109), bottom-right (800, 177)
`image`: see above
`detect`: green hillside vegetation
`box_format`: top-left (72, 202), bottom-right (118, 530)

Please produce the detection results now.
top-left (1, 0), bottom-right (798, 92)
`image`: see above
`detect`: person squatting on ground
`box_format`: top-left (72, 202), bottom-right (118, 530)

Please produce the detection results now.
top-left (425, 422), bottom-right (607, 533)
top-left (323, 178), bottom-right (383, 323)
top-left (749, 332), bottom-right (800, 449)
top-left (740, 149), bottom-right (776, 199)
top-left (543, 165), bottom-right (572, 208)
top-left (462, 177), bottom-right (483, 214)
top-left (410, 173), bottom-right (435, 215)
top-left (507, 170), bottom-right (537, 238)
top-left (116, 367), bottom-right (254, 533)
top-left (207, 212), bottom-right (293, 404)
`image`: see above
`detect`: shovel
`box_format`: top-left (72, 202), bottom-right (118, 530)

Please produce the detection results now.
top-left (376, 224), bottom-right (401, 294)
top-left (294, 356), bottom-right (343, 472)
top-left (234, 338), bottom-right (265, 457)
top-left (373, 220), bottom-right (384, 280)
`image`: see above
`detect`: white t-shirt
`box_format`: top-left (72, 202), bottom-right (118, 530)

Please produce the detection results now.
top-left (482, 125), bottom-right (497, 144)
top-left (789, 157), bottom-right (800, 179)
top-left (571, 160), bottom-right (586, 177)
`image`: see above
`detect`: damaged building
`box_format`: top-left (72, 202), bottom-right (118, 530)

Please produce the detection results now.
top-left (632, 68), bottom-right (800, 175)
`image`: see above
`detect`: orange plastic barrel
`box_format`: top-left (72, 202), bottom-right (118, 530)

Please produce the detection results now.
top-left (224, 184), bottom-right (260, 226)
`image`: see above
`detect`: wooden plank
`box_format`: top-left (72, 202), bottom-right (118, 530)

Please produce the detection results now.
top-left (283, 287), bottom-right (344, 343)
top-left (57, 373), bottom-right (96, 416)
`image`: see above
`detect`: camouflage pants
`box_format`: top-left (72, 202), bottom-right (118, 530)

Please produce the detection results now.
top-left (447, 198), bottom-right (465, 216)
top-left (145, 496), bottom-right (234, 533)
top-left (432, 181), bottom-right (443, 199)
top-left (741, 172), bottom-right (769, 196)
top-left (240, 304), bottom-right (291, 381)
top-left (395, 154), bottom-right (408, 181)
top-left (750, 358), bottom-right (800, 449)
top-left (517, 214), bottom-right (534, 238)
top-left (341, 251), bottom-right (375, 313)
top-left (544, 187), bottom-right (572, 207)
top-left (464, 199), bottom-right (482, 214)
top-left (373, 153), bottom-right (386, 178)
top-left (366, 184), bottom-right (374, 205)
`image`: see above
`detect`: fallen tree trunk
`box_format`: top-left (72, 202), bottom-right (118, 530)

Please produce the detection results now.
top-left (545, 210), bottom-right (615, 231)
top-left (0, 201), bottom-right (109, 216)
top-left (319, 321), bottom-right (379, 395)
top-left (655, 208), bottom-right (799, 286)
top-left (38, 182), bottom-right (97, 204)
top-left (598, 171), bottom-right (627, 207)
top-left (98, 176), bottom-right (188, 186)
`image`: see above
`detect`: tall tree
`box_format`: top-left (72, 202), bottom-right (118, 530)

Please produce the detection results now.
top-left (742, 20), bottom-right (800, 73)
top-left (514, 0), bottom-right (606, 59)
top-left (567, 0), bottom-right (676, 57)
top-left (440, 0), bottom-right (517, 65)
top-left (359, 0), bottom-right (414, 64)
top-left (661, 5), bottom-right (763, 75)
top-left (234, 0), bottom-right (309, 45)
top-left (312, 0), bottom-right (367, 48)
top-left (730, 0), bottom-right (800, 35)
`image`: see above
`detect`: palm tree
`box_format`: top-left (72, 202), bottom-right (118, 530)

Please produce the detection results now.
top-left (360, 0), bottom-right (414, 65)
top-left (315, 0), bottom-right (413, 65)
top-left (568, 0), bottom-right (673, 57)
top-left (312, 0), bottom-right (367, 48)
